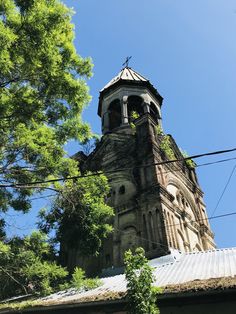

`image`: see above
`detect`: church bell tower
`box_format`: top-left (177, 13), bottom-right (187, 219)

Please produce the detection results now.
top-left (73, 66), bottom-right (215, 274)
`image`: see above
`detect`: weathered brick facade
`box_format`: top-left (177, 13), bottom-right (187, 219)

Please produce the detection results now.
top-left (62, 67), bottom-right (215, 275)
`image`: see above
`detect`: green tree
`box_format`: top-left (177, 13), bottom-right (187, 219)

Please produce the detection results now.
top-left (124, 247), bottom-right (160, 314)
top-left (0, 0), bottom-right (113, 299)
top-left (39, 174), bottom-right (114, 257)
top-left (0, 0), bottom-right (93, 232)
top-left (0, 231), bottom-right (68, 299)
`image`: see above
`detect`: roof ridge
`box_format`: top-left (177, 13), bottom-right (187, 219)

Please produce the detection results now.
top-left (186, 247), bottom-right (236, 255)
top-left (127, 67), bottom-right (136, 80)
top-left (100, 67), bottom-right (149, 93)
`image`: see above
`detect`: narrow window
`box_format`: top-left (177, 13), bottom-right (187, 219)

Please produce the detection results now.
top-left (119, 185), bottom-right (125, 194)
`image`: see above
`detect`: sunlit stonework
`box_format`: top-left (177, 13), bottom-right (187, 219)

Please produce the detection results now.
top-left (64, 67), bottom-right (215, 275)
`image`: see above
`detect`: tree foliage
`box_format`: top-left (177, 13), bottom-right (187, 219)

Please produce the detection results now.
top-left (0, 230), bottom-right (103, 300)
top-left (124, 247), bottom-right (161, 314)
top-left (0, 231), bottom-right (68, 299)
top-left (0, 0), bottom-right (93, 232)
top-left (39, 174), bottom-right (114, 256)
top-left (0, 0), bottom-right (113, 300)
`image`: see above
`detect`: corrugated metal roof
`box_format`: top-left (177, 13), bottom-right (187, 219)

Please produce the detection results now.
top-left (41, 248), bottom-right (236, 304)
top-left (100, 67), bottom-right (148, 92)
top-left (154, 248), bottom-right (236, 287)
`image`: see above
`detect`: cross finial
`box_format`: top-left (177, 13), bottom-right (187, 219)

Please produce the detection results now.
top-left (122, 56), bottom-right (132, 68)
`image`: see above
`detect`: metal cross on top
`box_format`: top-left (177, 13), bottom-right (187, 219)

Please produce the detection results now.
top-left (122, 56), bottom-right (132, 68)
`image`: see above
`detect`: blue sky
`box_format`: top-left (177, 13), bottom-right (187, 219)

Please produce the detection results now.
top-left (7, 1), bottom-right (236, 249)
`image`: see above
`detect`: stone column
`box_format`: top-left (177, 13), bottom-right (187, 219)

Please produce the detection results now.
top-left (142, 101), bottom-right (150, 114)
top-left (121, 95), bottom-right (129, 124)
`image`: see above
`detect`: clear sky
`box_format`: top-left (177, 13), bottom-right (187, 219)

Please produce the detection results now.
top-left (7, 1), bottom-right (236, 249)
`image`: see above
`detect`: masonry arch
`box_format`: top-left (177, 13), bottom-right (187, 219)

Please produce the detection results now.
top-left (108, 99), bottom-right (121, 131)
top-left (155, 209), bottom-right (163, 243)
top-left (166, 178), bottom-right (200, 221)
top-left (142, 214), bottom-right (149, 251)
top-left (127, 95), bottom-right (144, 122)
top-left (177, 229), bottom-right (186, 252)
top-left (150, 102), bottom-right (160, 122)
top-left (148, 211), bottom-right (157, 249)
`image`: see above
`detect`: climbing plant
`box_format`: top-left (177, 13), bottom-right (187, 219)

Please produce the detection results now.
top-left (155, 125), bottom-right (164, 136)
top-left (130, 111), bottom-right (140, 130)
top-left (155, 126), bottom-right (175, 160)
top-left (181, 150), bottom-right (196, 169)
top-left (130, 111), bottom-right (140, 120)
top-left (160, 135), bottom-right (175, 160)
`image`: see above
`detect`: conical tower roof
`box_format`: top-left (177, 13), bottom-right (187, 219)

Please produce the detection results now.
top-left (100, 67), bottom-right (148, 92)
top-left (98, 67), bottom-right (163, 116)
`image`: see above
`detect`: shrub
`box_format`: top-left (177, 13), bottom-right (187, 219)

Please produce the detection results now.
top-left (71, 267), bottom-right (101, 291)
top-left (160, 135), bottom-right (175, 160)
top-left (124, 247), bottom-right (161, 314)
top-left (181, 150), bottom-right (196, 169)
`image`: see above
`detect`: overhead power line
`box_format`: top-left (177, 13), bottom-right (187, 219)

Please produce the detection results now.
top-left (160, 157), bottom-right (236, 176)
top-left (0, 147), bottom-right (236, 188)
top-left (196, 157), bottom-right (236, 168)
top-left (210, 164), bottom-right (236, 217)
top-left (162, 210), bottom-right (236, 229)
top-left (114, 211), bottom-right (236, 248)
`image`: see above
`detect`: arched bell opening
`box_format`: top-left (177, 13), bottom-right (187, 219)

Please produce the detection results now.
top-left (127, 95), bottom-right (144, 123)
top-left (150, 102), bottom-right (160, 123)
top-left (108, 99), bottom-right (121, 131)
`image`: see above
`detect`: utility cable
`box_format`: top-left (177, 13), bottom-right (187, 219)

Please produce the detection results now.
top-left (159, 157), bottom-right (236, 176)
top-left (113, 211), bottom-right (236, 248)
top-left (160, 211), bottom-right (236, 229)
top-left (210, 164), bottom-right (236, 217)
top-left (0, 147), bottom-right (236, 188)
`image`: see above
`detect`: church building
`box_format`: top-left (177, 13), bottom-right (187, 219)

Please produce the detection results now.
top-left (69, 66), bottom-right (215, 274)
top-left (4, 68), bottom-right (236, 314)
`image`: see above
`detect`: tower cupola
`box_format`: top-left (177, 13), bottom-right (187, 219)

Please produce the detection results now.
top-left (98, 67), bottom-right (163, 134)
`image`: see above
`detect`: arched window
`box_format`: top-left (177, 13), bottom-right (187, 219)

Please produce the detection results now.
top-left (171, 215), bottom-right (178, 249)
top-left (156, 209), bottom-right (163, 243)
top-left (119, 185), bottom-right (125, 194)
top-left (177, 230), bottom-right (186, 252)
top-left (148, 212), bottom-right (157, 249)
top-left (127, 96), bottom-right (144, 122)
top-left (150, 102), bottom-right (160, 122)
top-left (108, 99), bottom-right (121, 131)
top-left (143, 214), bottom-right (149, 251)
top-left (167, 212), bottom-right (175, 248)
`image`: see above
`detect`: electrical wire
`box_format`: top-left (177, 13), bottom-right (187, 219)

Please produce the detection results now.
top-left (113, 211), bottom-right (236, 248)
top-left (159, 210), bottom-right (236, 229)
top-left (0, 147), bottom-right (236, 188)
top-left (210, 164), bottom-right (236, 217)
top-left (158, 156), bottom-right (236, 176)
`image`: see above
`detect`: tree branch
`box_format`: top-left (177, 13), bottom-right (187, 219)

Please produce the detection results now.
top-left (0, 266), bottom-right (28, 295)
